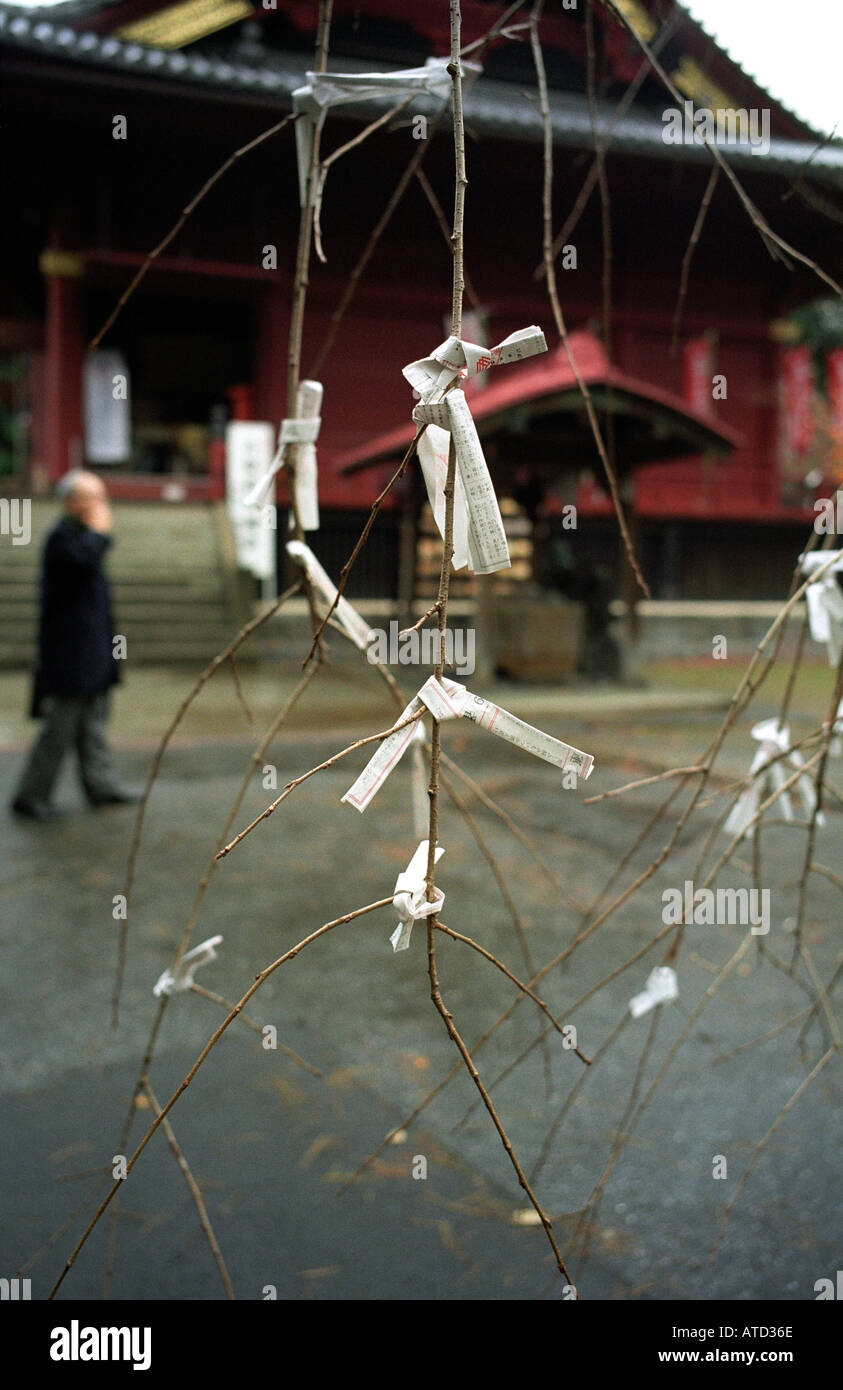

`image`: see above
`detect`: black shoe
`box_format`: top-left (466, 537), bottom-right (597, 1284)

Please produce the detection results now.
top-left (11, 798), bottom-right (66, 822)
top-left (88, 788), bottom-right (143, 807)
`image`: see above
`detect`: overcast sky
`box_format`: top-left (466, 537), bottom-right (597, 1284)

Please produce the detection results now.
top-left (683, 0), bottom-right (842, 138)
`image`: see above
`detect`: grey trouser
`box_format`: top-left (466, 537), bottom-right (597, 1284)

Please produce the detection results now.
top-left (15, 692), bottom-right (120, 806)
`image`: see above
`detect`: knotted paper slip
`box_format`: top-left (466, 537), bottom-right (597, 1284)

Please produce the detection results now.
top-left (404, 327), bottom-right (548, 402)
top-left (390, 840), bottom-right (444, 952)
top-left (629, 966), bottom-right (678, 1019)
top-left (244, 380), bottom-right (322, 526)
top-left (154, 935), bottom-right (223, 997)
top-left (405, 328), bottom-right (547, 575)
top-left (724, 718), bottom-right (823, 840)
top-left (800, 550), bottom-right (843, 666)
top-left (342, 674), bottom-right (594, 812)
top-left (286, 540), bottom-right (374, 651)
top-left (293, 58), bottom-right (463, 206)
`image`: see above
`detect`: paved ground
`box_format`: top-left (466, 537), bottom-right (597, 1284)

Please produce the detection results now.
top-left (1, 653), bottom-right (841, 1301)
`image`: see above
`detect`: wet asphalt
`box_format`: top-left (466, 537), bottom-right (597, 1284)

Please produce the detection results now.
top-left (1, 659), bottom-right (841, 1302)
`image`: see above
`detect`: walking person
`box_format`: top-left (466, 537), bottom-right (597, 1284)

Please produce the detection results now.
top-left (11, 469), bottom-right (139, 821)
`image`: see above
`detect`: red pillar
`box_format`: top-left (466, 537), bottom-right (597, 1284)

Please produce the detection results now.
top-left (41, 251), bottom-right (85, 485)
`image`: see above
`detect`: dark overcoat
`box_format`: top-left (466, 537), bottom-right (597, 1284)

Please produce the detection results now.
top-left (30, 516), bottom-right (119, 717)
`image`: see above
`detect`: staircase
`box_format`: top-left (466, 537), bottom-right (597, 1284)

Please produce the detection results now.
top-left (0, 500), bottom-right (242, 668)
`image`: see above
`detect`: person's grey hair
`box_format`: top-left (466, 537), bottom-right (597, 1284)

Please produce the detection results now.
top-left (55, 469), bottom-right (87, 501)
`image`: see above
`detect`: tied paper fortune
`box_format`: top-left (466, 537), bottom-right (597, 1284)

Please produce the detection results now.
top-left (403, 326), bottom-right (547, 403)
top-left (413, 390), bottom-right (510, 574)
top-left (342, 675), bottom-right (594, 812)
top-left (154, 935), bottom-right (223, 998)
top-left (406, 327), bottom-right (547, 575)
top-left (243, 379), bottom-right (322, 520)
top-left (724, 718), bottom-right (823, 840)
top-left (629, 966), bottom-right (678, 1019)
top-left (286, 540), bottom-right (374, 651)
top-left (292, 58), bottom-right (474, 206)
top-left (799, 549), bottom-right (843, 666)
top-left (390, 840), bottom-right (444, 952)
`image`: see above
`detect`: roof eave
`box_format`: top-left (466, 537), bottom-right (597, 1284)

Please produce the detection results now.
top-left (2, 11), bottom-right (841, 190)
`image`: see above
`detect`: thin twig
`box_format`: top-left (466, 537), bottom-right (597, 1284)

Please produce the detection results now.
top-left (435, 920), bottom-right (590, 1064)
top-left (709, 1048), bottom-right (837, 1263)
top-left (301, 429), bottom-right (426, 668)
top-left (530, 3), bottom-right (649, 598)
top-left (670, 165), bottom-right (720, 353)
top-left (189, 983), bottom-right (323, 1076)
top-left (112, 580), bottom-right (301, 1029)
top-left (50, 897), bottom-right (394, 1298)
top-left (142, 1081), bottom-right (234, 1300)
top-left (314, 96), bottom-right (415, 263)
top-left (216, 708), bottom-right (425, 859)
top-left (89, 115), bottom-right (299, 350)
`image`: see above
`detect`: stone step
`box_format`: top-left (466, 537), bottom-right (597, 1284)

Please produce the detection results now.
top-left (0, 501), bottom-right (242, 670)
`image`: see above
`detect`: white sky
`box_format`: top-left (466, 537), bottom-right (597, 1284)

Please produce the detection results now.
top-left (683, 0), bottom-right (842, 139)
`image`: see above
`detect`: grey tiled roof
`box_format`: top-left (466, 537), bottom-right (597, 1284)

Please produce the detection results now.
top-left (2, 7), bottom-right (841, 189)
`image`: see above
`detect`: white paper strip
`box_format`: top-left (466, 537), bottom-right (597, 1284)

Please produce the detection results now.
top-left (154, 935), bottom-right (223, 997)
top-left (458, 687), bottom-right (595, 779)
top-left (341, 694), bottom-right (424, 811)
top-left (629, 966), bottom-right (678, 1018)
top-left (286, 539), bottom-right (374, 651)
top-left (724, 718), bottom-right (823, 840)
top-left (244, 379), bottom-right (323, 513)
top-left (342, 674), bottom-right (594, 811)
top-left (403, 326), bottom-right (547, 402)
top-left (293, 58), bottom-right (457, 205)
top-left (413, 389), bottom-right (510, 574)
top-left (799, 550), bottom-right (843, 666)
top-left (390, 840), bottom-right (445, 951)
top-left (416, 424), bottom-right (470, 572)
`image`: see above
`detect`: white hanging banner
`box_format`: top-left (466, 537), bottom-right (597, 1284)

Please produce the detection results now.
top-left (800, 550), bottom-right (843, 666)
top-left (83, 349), bottom-right (132, 464)
top-left (390, 840), bottom-right (445, 952)
top-left (226, 422), bottom-right (277, 581)
top-left (342, 675), bottom-right (594, 812)
top-left (286, 539), bottom-right (374, 651)
top-left (724, 718), bottom-right (823, 840)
